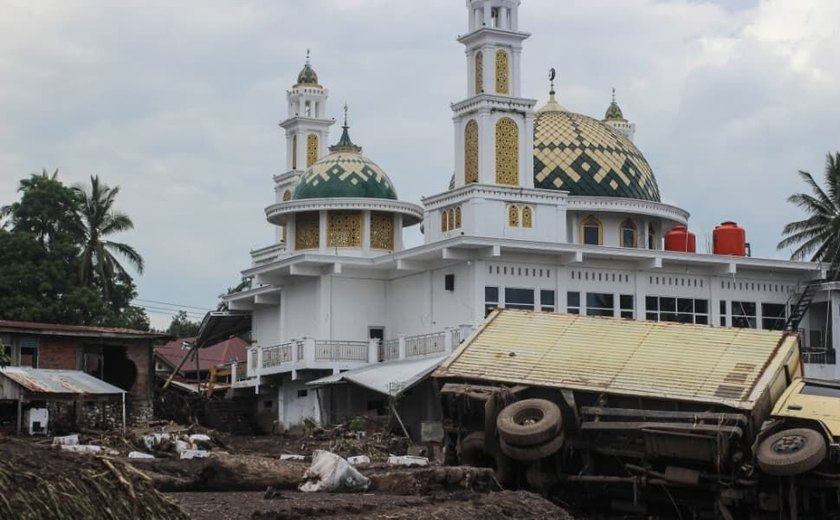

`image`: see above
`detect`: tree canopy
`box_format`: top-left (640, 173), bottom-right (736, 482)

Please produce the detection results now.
top-left (167, 310), bottom-right (202, 338)
top-left (778, 152), bottom-right (840, 280)
top-left (0, 170), bottom-right (149, 329)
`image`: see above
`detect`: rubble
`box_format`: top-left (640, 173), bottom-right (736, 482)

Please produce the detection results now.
top-left (0, 435), bottom-right (188, 520)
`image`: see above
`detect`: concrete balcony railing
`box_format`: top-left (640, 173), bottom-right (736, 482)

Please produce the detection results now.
top-left (235, 326), bottom-right (470, 385)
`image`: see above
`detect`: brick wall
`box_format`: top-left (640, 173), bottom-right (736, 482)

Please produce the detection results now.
top-left (124, 342), bottom-right (153, 401)
top-left (36, 338), bottom-right (78, 370)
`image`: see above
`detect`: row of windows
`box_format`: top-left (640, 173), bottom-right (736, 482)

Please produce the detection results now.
top-left (441, 206), bottom-right (462, 232)
top-left (580, 216), bottom-right (655, 248)
top-left (488, 265), bottom-right (551, 278)
top-left (482, 288), bottom-right (789, 331)
top-left (1, 334), bottom-right (39, 368)
top-left (463, 116), bottom-right (520, 187)
top-left (507, 205), bottom-right (533, 227)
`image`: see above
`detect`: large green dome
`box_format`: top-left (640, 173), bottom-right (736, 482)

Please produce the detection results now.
top-left (533, 96), bottom-right (660, 202)
top-left (292, 126), bottom-right (397, 200)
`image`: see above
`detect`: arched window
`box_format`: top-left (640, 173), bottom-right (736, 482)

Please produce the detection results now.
top-left (621, 219), bottom-right (637, 248)
top-left (282, 190), bottom-right (292, 201)
top-left (464, 120), bottom-right (479, 184)
top-left (292, 134), bottom-right (298, 170)
top-left (508, 205), bottom-right (519, 227)
top-left (441, 210), bottom-right (449, 232)
top-left (648, 224), bottom-right (656, 250)
top-left (448, 208), bottom-right (455, 229)
top-left (495, 50), bottom-right (509, 95)
top-left (454, 207), bottom-right (462, 228)
top-left (495, 117), bottom-right (519, 185)
top-left (474, 51), bottom-right (484, 95)
top-left (580, 216), bottom-right (602, 245)
top-left (306, 133), bottom-right (319, 167)
top-left (522, 206), bottom-right (533, 228)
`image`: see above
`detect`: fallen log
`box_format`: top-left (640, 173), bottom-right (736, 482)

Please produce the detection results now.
top-left (367, 466), bottom-right (500, 495)
top-left (197, 454), bottom-right (309, 491)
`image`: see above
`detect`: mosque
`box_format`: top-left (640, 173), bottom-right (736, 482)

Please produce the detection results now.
top-left (221, 0), bottom-right (839, 432)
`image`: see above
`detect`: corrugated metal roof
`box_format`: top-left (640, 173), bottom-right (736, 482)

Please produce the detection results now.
top-left (308, 354), bottom-right (448, 396)
top-left (435, 310), bottom-right (798, 409)
top-left (0, 320), bottom-right (169, 339)
top-left (0, 367), bottom-right (125, 395)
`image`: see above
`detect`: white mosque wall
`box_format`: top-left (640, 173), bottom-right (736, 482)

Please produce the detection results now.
top-left (253, 305), bottom-right (282, 349)
top-left (282, 277), bottom-right (319, 341)
top-left (329, 276), bottom-right (387, 340)
top-left (385, 271), bottom-right (433, 338)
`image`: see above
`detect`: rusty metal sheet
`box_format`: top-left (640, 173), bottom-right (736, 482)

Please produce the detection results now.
top-left (436, 310), bottom-right (797, 410)
top-left (0, 367), bottom-right (125, 395)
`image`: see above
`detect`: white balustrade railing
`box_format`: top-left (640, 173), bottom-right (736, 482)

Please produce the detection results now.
top-left (262, 342), bottom-right (293, 367)
top-left (315, 340), bottom-right (369, 362)
top-left (380, 339), bottom-right (400, 362)
top-left (405, 331), bottom-right (447, 357)
top-left (235, 326), bottom-right (473, 383)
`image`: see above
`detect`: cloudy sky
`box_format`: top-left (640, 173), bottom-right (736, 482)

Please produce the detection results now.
top-left (1, 0), bottom-right (838, 328)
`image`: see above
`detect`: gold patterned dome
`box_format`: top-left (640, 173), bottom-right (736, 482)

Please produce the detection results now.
top-left (533, 94), bottom-right (660, 202)
top-left (296, 50), bottom-right (319, 86)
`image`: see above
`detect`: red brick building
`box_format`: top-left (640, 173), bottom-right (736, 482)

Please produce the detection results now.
top-left (0, 321), bottom-right (169, 424)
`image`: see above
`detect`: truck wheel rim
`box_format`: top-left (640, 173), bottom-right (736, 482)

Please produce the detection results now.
top-left (772, 434), bottom-right (806, 454)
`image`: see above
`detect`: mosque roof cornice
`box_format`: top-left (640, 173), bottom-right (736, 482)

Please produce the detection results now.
top-left (457, 27), bottom-right (530, 45)
top-left (265, 197), bottom-right (423, 226)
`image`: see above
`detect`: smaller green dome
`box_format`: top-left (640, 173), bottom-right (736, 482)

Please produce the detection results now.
top-left (293, 125), bottom-right (398, 200)
top-left (603, 89), bottom-right (626, 122)
top-left (296, 63), bottom-right (319, 86)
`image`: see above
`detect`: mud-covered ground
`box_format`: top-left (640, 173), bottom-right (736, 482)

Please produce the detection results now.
top-left (170, 489), bottom-right (575, 520)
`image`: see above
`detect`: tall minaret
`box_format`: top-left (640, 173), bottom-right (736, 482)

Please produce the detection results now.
top-left (602, 88), bottom-right (636, 142)
top-left (451, 0), bottom-right (536, 190)
top-left (274, 51), bottom-right (335, 242)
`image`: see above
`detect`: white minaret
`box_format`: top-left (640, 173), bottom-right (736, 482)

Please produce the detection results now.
top-left (273, 51), bottom-right (335, 242)
top-left (451, 0), bottom-right (536, 189)
top-left (602, 88), bottom-right (636, 142)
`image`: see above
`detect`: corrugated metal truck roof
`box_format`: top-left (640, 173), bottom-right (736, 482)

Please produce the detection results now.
top-left (435, 310), bottom-right (797, 410)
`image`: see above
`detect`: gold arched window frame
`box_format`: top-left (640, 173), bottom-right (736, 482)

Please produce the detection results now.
top-left (441, 209), bottom-right (449, 232)
top-left (306, 133), bottom-right (319, 167)
top-left (292, 134), bottom-right (298, 170)
top-left (454, 207), bottom-right (462, 228)
top-left (620, 219), bottom-right (637, 248)
top-left (464, 120), bottom-right (479, 184)
top-left (508, 204), bottom-right (519, 227)
top-left (580, 215), bottom-right (603, 245)
top-left (475, 51), bottom-right (484, 95)
top-left (495, 117), bottom-right (519, 186)
top-left (522, 206), bottom-right (533, 228)
top-left (495, 49), bottom-right (509, 95)
top-left (282, 190), bottom-right (292, 201)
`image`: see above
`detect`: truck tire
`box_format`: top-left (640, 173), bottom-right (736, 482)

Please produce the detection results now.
top-left (756, 428), bottom-right (826, 476)
top-left (496, 398), bottom-right (562, 446)
top-left (459, 431), bottom-right (487, 466)
top-left (499, 431), bottom-right (564, 462)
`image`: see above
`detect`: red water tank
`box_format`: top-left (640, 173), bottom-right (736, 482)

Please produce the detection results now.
top-left (664, 226), bottom-right (696, 253)
top-left (713, 221), bottom-right (746, 256)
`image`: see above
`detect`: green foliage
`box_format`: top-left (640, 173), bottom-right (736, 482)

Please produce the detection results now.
top-left (0, 171), bottom-right (149, 328)
top-left (778, 152), bottom-right (840, 280)
top-left (167, 310), bottom-right (201, 338)
top-left (348, 417), bottom-right (365, 432)
top-left (0, 341), bottom-right (9, 368)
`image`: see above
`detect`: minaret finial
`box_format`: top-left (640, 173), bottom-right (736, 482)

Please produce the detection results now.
top-left (306, 48), bottom-right (311, 65)
top-left (330, 102), bottom-right (361, 153)
top-left (612, 87), bottom-right (616, 103)
top-left (548, 67), bottom-right (556, 98)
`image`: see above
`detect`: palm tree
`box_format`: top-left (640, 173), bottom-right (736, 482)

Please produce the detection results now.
top-left (73, 175), bottom-right (144, 300)
top-left (777, 152), bottom-right (840, 279)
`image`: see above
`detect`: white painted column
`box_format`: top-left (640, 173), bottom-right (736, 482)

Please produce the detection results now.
top-left (483, 1), bottom-right (492, 27)
top-left (319, 210), bottom-right (328, 251)
top-left (479, 110), bottom-right (494, 184)
top-left (512, 49), bottom-right (521, 97)
top-left (362, 210), bottom-right (371, 253)
top-left (483, 45), bottom-right (494, 95)
top-left (511, 6), bottom-right (518, 30)
top-left (499, 7), bottom-right (508, 29)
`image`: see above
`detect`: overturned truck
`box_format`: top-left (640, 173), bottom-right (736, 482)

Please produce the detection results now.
top-left (434, 309), bottom-right (840, 519)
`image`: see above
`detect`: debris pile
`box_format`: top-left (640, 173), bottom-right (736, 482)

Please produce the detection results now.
top-left (0, 435), bottom-right (188, 520)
